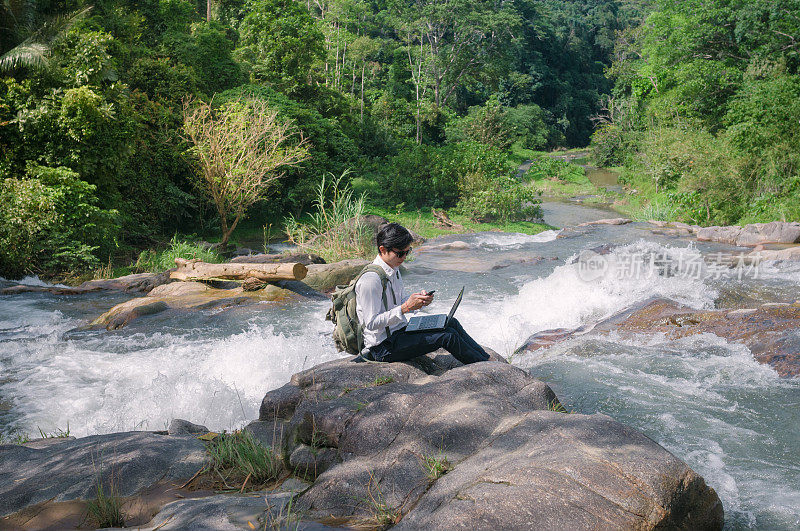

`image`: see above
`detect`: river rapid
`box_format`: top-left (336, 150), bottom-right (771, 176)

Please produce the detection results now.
top-left (1, 202), bottom-right (799, 529)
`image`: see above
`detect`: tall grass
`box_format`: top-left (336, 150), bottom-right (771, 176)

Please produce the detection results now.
top-left (285, 171), bottom-right (373, 262)
top-left (134, 235), bottom-right (222, 273)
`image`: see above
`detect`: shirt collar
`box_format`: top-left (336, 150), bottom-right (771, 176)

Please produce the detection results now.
top-left (373, 254), bottom-right (398, 278)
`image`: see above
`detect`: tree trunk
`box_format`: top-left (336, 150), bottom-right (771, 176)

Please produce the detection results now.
top-left (207, 0), bottom-right (211, 21)
top-left (360, 62), bottom-right (365, 122)
top-left (171, 258), bottom-right (308, 281)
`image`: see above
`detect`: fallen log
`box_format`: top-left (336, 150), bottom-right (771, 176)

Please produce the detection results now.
top-left (171, 258), bottom-right (307, 281)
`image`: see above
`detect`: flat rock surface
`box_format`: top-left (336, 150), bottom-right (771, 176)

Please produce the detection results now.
top-left (0, 431), bottom-right (207, 517)
top-left (89, 282), bottom-right (297, 330)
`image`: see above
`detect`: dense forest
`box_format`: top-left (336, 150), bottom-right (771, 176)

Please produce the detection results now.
top-left (595, 0), bottom-right (800, 225)
top-left (1, 0), bottom-right (798, 279)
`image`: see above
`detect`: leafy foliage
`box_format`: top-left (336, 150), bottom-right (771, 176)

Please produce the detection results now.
top-left (0, 165), bottom-right (118, 278)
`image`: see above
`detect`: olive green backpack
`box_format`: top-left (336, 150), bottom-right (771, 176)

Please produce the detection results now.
top-left (326, 264), bottom-right (392, 354)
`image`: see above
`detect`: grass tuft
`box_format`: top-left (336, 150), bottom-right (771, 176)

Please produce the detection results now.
top-left (420, 451), bottom-right (451, 481)
top-left (85, 465), bottom-right (126, 529)
top-left (354, 472), bottom-right (401, 530)
top-left (547, 400), bottom-right (573, 414)
top-left (206, 430), bottom-right (283, 488)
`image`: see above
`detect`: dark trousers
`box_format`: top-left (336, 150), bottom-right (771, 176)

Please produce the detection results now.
top-left (369, 317), bottom-right (490, 365)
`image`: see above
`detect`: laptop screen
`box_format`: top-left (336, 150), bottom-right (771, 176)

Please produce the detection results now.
top-left (446, 287), bottom-right (465, 323)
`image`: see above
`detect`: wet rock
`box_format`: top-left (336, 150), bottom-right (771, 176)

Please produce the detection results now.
top-left (0, 432), bottom-right (207, 517)
top-left (168, 419), bottom-right (209, 436)
top-left (602, 299), bottom-right (800, 377)
top-left (1, 272), bottom-right (171, 296)
top-left (301, 259), bottom-right (370, 292)
top-left (230, 252), bottom-right (326, 266)
top-left (577, 217), bottom-right (631, 226)
top-left (750, 246), bottom-right (800, 262)
top-left (89, 281), bottom-right (296, 330)
top-left (516, 327), bottom-right (582, 353)
top-left (253, 354), bottom-right (721, 529)
top-left (697, 221), bottom-right (800, 247)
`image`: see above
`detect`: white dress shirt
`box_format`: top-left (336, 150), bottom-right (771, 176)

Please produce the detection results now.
top-left (355, 255), bottom-right (409, 349)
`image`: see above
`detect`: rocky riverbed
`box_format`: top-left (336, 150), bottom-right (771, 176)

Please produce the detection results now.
top-left (1, 207), bottom-right (799, 528)
top-left (0, 352), bottom-right (724, 529)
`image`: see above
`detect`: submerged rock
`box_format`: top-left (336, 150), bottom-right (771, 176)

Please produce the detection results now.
top-left (600, 298), bottom-right (800, 377)
top-left (577, 217), bottom-right (632, 226)
top-left (517, 298), bottom-right (800, 377)
top-left (1, 272), bottom-right (171, 296)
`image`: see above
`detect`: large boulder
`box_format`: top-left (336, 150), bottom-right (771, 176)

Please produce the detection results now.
top-left (254, 353), bottom-right (723, 529)
top-left (697, 221), bottom-right (800, 247)
top-left (397, 412), bottom-right (722, 530)
top-left (301, 259), bottom-right (370, 292)
top-left (0, 432), bottom-right (207, 517)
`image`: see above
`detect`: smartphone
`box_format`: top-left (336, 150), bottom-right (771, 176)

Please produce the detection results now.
top-left (425, 290), bottom-right (436, 296)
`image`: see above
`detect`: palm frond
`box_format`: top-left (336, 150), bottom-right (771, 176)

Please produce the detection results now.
top-left (0, 6), bottom-right (92, 73)
top-left (0, 42), bottom-right (48, 72)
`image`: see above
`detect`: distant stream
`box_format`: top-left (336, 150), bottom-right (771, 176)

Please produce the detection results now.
top-left (1, 201), bottom-right (799, 529)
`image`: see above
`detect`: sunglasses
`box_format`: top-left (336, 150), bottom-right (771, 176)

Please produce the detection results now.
top-left (392, 247), bottom-right (412, 258)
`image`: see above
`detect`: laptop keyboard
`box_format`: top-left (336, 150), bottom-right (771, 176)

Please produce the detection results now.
top-left (419, 316), bottom-right (439, 328)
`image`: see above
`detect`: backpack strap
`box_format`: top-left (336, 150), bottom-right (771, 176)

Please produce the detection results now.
top-left (357, 264), bottom-right (392, 343)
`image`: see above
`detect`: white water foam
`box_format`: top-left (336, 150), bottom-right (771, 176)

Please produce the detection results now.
top-left (0, 275), bottom-right (68, 288)
top-left (471, 230), bottom-right (560, 249)
top-left (521, 332), bottom-right (800, 528)
top-left (2, 308), bottom-right (342, 437)
top-left (459, 240), bottom-right (718, 354)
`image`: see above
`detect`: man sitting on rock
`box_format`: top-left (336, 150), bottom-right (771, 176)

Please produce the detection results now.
top-left (356, 222), bottom-right (490, 364)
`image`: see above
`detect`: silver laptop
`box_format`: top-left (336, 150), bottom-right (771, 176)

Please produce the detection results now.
top-left (406, 287), bottom-right (464, 332)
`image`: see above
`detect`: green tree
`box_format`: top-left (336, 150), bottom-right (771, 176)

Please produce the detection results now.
top-left (235, 0), bottom-right (324, 91)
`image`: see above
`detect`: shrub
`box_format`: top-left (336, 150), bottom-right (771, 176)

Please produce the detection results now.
top-left (590, 122), bottom-right (626, 167)
top-left (445, 96), bottom-right (513, 150)
top-left (638, 127), bottom-right (745, 224)
top-left (524, 156), bottom-right (586, 183)
top-left (134, 235), bottom-right (221, 273)
top-left (506, 103), bottom-right (551, 150)
top-left (458, 176), bottom-right (541, 223)
top-left (0, 164), bottom-right (118, 278)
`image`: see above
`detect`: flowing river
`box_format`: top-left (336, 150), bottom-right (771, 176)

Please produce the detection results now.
top-left (1, 201), bottom-right (799, 529)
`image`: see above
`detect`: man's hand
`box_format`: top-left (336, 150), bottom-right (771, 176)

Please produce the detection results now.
top-left (401, 291), bottom-right (434, 313)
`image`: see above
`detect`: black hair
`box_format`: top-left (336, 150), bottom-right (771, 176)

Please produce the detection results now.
top-left (376, 222), bottom-right (413, 252)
